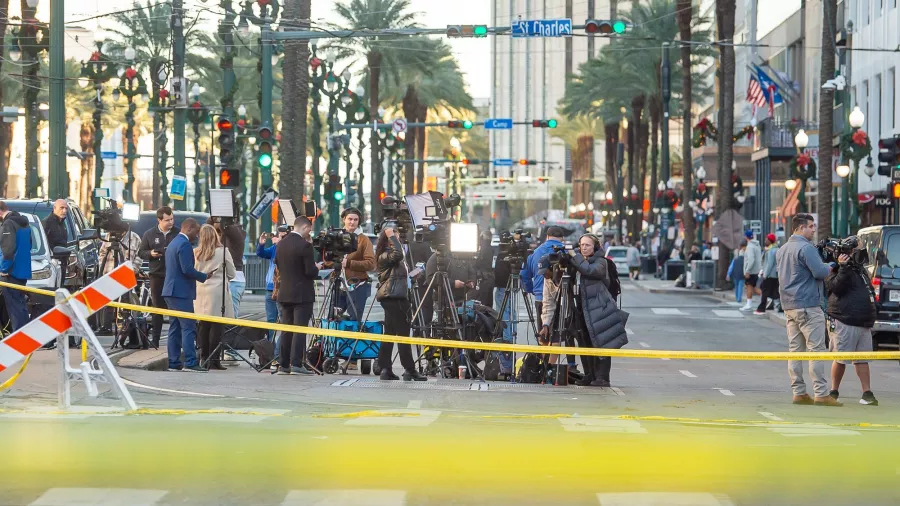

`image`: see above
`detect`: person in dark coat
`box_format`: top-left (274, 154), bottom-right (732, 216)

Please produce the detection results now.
top-left (42, 199), bottom-right (68, 251)
top-left (472, 231), bottom-right (495, 307)
top-left (274, 216), bottom-right (320, 375)
top-left (825, 245), bottom-right (878, 406)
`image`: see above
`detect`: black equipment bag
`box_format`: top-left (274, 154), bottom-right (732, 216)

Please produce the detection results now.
top-left (516, 353), bottom-right (545, 384)
top-left (222, 325), bottom-right (268, 350)
top-left (117, 315), bottom-right (150, 348)
top-left (251, 338), bottom-right (276, 368)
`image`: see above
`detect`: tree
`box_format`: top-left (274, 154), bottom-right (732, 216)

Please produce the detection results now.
top-left (715, 0), bottom-right (737, 285)
top-left (331, 0), bottom-right (422, 221)
top-left (818, 0), bottom-right (837, 238)
top-left (676, 0), bottom-right (694, 251)
top-left (549, 113), bottom-right (604, 212)
top-left (280, 0), bottom-right (312, 207)
top-left (0, 0), bottom-right (9, 197)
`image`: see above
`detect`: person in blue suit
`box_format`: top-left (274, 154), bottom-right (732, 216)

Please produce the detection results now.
top-left (163, 218), bottom-right (216, 372)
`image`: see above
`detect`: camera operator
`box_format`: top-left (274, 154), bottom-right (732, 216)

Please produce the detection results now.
top-left (335, 208), bottom-right (376, 322)
top-left (42, 199), bottom-right (68, 251)
top-left (138, 207), bottom-right (179, 348)
top-left (375, 225), bottom-right (428, 382)
top-left (472, 231), bottom-right (495, 307)
top-left (539, 234), bottom-right (628, 387)
top-left (206, 217), bottom-right (247, 317)
top-left (522, 226), bottom-right (566, 329)
top-left (424, 249), bottom-right (476, 302)
top-left (775, 213), bottom-right (840, 406)
top-left (274, 216), bottom-right (320, 375)
top-left (824, 243), bottom-right (878, 406)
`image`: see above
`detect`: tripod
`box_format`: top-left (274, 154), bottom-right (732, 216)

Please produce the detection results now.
top-left (411, 250), bottom-right (478, 380)
top-left (492, 266), bottom-right (539, 380)
top-left (314, 258), bottom-right (373, 375)
top-left (104, 231), bottom-right (151, 351)
top-left (546, 265), bottom-right (577, 385)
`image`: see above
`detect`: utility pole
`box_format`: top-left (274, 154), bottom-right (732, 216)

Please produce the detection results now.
top-left (660, 43), bottom-right (671, 185)
top-left (49, 0), bottom-right (67, 199)
top-left (219, 3), bottom-right (237, 197)
top-left (172, 0), bottom-right (187, 211)
top-left (259, 8), bottom-right (276, 234)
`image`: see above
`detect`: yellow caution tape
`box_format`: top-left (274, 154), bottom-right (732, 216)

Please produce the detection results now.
top-left (81, 338), bottom-right (88, 363)
top-left (2, 280), bottom-right (899, 361)
top-left (0, 353), bottom-right (33, 390)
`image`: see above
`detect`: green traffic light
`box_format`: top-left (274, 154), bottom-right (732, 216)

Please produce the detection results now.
top-left (334, 190), bottom-right (345, 201)
top-left (258, 153), bottom-right (273, 169)
top-left (547, 119), bottom-right (558, 128)
top-left (612, 20), bottom-right (626, 33)
top-left (463, 120), bottom-right (473, 129)
top-left (473, 25), bottom-right (488, 37)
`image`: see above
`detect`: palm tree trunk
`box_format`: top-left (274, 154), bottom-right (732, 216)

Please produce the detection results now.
top-left (415, 104), bottom-right (427, 194)
top-left (575, 136), bottom-right (592, 211)
top-left (649, 101), bottom-right (660, 227)
top-left (629, 95), bottom-right (645, 240)
top-left (0, 0), bottom-right (10, 198)
top-left (402, 85), bottom-right (418, 194)
top-left (79, 123), bottom-right (94, 215)
top-left (368, 51), bottom-right (383, 222)
top-left (604, 122), bottom-right (618, 193)
top-left (715, 0), bottom-right (737, 285)
top-left (678, 0), bottom-right (695, 253)
top-left (818, 0), bottom-right (836, 238)
top-left (639, 121), bottom-right (649, 235)
top-left (280, 0), bottom-right (311, 204)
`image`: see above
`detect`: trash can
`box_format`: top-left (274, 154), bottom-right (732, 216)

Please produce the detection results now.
top-left (641, 255), bottom-right (657, 274)
top-left (664, 260), bottom-right (685, 281)
top-left (691, 260), bottom-right (715, 288)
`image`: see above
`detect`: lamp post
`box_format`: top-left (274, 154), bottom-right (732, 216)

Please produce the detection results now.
top-left (187, 83), bottom-right (209, 212)
top-left (322, 66), bottom-right (352, 229)
top-left (80, 42), bottom-right (118, 211)
top-left (10, 3), bottom-right (49, 198)
top-left (149, 58), bottom-right (171, 208)
top-left (847, 106), bottom-right (866, 235)
top-left (791, 128), bottom-right (815, 214)
top-left (308, 40), bottom-right (327, 216)
top-left (115, 47), bottom-right (148, 203)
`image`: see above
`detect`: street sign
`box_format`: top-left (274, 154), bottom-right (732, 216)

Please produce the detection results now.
top-left (493, 159), bottom-right (514, 167)
top-left (484, 118), bottom-right (513, 130)
top-left (170, 175), bottom-right (186, 201)
top-left (892, 167), bottom-right (900, 181)
top-left (2, 106), bottom-right (18, 123)
top-left (249, 188), bottom-right (279, 220)
top-left (392, 118), bottom-right (407, 134)
top-left (100, 151), bottom-right (117, 160)
top-left (511, 18), bottom-right (573, 38)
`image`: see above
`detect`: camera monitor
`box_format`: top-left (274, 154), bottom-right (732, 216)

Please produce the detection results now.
top-left (278, 199), bottom-right (297, 225)
top-left (450, 223), bottom-right (479, 254)
top-left (300, 201), bottom-right (317, 218)
top-left (209, 189), bottom-right (235, 219)
top-left (93, 188), bottom-right (110, 199)
top-left (121, 203), bottom-right (140, 222)
top-left (405, 191), bottom-right (448, 228)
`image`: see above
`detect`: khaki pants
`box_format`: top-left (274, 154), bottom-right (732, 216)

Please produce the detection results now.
top-left (784, 307), bottom-right (828, 398)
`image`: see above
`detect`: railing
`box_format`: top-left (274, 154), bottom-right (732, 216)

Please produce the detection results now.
top-left (756, 119), bottom-right (818, 150)
top-left (244, 255), bottom-right (269, 292)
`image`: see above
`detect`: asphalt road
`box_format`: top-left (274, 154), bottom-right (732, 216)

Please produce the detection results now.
top-left (2, 284), bottom-right (900, 505)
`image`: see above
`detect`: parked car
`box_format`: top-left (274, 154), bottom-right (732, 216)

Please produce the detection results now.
top-left (605, 246), bottom-right (629, 276)
top-left (0, 199), bottom-right (98, 291)
top-left (20, 213), bottom-right (60, 310)
top-left (856, 225), bottom-right (900, 350)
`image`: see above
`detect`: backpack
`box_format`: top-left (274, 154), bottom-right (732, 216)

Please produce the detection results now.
top-left (516, 353), bottom-right (545, 384)
top-left (606, 259), bottom-right (622, 298)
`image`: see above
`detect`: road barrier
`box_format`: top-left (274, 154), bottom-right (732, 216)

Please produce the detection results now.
top-left (1, 278), bottom-right (899, 362)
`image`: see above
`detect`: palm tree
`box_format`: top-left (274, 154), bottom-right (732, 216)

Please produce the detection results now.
top-left (818, 0), bottom-right (837, 237)
top-left (549, 113), bottom-right (605, 212)
top-left (715, 0), bottom-right (737, 284)
top-left (676, 0), bottom-right (694, 251)
top-left (0, 0), bottom-right (10, 197)
top-left (280, 0), bottom-right (312, 206)
top-left (331, 0), bottom-right (422, 221)
top-left (380, 37), bottom-right (473, 194)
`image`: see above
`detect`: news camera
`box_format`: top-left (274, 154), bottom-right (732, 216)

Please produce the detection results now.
top-left (546, 244), bottom-right (575, 271)
top-left (313, 227), bottom-right (358, 262)
top-left (93, 199), bottom-right (132, 236)
top-left (817, 236), bottom-right (859, 264)
top-left (498, 229), bottom-right (533, 269)
top-left (375, 195), bottom-right (413, 240)
top-left (413, 193), bottom-right (462, 250)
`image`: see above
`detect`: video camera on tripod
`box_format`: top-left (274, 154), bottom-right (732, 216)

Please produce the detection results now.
top-left (375, 195), bottom-right (413, 240)
top-left (498, 229), bottom-right (533, 269)
top-left (413, 193), bottom-right (462, 251)
top-left (313, 228), bottom-right (357, 262)
top-left (93, 198), bottom-right (140, 237)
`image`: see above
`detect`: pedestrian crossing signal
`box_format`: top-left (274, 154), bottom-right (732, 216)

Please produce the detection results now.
top-left (219, 168), bottom-right (239, 188)
top-left (892, 182), bottom-right (900, 199)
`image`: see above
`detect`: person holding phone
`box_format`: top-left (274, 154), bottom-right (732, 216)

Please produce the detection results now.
top-left (138, 206), bottom-right (179, 348)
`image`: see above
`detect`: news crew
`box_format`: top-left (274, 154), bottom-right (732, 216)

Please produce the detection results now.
top-left (138, 207), bottom-right (179, 348)
top-left (825, 245), bottom-right (878, 406)
top-left (336, 208), bottom-right (376, 321)
top-left (274, 216), bottom-right (319, 375)
top-left (775, 213), bottom-right (839, 406)
top-left (257, 226), bottom-right (288, 351)
top-left (42, 199), bottom-right (68, 251)
top-left (375, 225), bottom-right (427, 381)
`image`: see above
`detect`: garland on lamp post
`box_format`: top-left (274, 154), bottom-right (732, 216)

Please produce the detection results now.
top-left (114, 55), bottom-right (148, 203)
top-left (691, 118), bottom-right (755, 148)
top-left (80, 42), bottom-right (118, 211)
top-left (840, 128), bottom-right (873, 165)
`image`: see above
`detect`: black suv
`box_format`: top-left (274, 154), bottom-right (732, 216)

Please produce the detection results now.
top-left (856, 225), bottom-right (900, 349)
top-left (131, 211), bottom-right (210, 273)
top-left (0, 199), bottom-right (99, 290)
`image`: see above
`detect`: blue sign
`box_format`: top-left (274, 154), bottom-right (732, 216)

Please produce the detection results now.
top-left (100, 151), bottom-right (117, 160)
top-left (484, 118), bottom-right (513, 130)
top-left (511, 18), bottom-right (573, 38)
top-left (493, 159), bottom-right (514, 167)
top-left (170, 175), bottom-right (187, 201)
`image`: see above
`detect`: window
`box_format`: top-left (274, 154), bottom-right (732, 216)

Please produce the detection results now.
top-left (28, 223), bottom-right (45, 256)
top-left (876, 74), bottom-right (882, 133)
top-left (884, 233), bottom-right (900, 268)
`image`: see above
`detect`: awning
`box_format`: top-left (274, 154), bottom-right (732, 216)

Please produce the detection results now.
top-left (780, 182), bottom-right (801, 218)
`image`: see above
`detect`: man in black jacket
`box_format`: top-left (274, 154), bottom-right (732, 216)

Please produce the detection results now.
top-left (138, 206), bottom-right (179, 347)
top-left (825, 249), bottom-right (878, 406)
top-left (42, 199), bottom-right (68, 251)
top-left (274, 216), bottom-right (320, 375)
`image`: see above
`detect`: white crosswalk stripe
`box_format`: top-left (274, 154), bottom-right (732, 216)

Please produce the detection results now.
top-left (281, 490), bottom-right (406, 506)
top-left (711, 310), bottom-right (744, 318)
top-left (560, 418), bottom-right (647, 433)
top-left (651, 308), bottom-right (686, 315)
top-left (29, 488), bottom-right (168, 506)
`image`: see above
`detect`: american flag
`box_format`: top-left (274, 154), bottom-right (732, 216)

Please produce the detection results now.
top-left (746, 76), bottom-right (767, 107)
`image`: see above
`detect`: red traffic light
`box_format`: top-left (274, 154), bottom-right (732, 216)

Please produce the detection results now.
top-left (258, 126), bottom-right (273, 140)
top-left (379, 191), bottom-right (386, 202)
top-left (217, 118), bottom-right (234, 131)
top-left (584, 20), bottom-right (613, 34)
top-left (219, 168), bottom-right (239, 188)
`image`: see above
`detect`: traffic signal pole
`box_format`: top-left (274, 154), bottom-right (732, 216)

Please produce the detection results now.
top-left (48, 0), bottom-right (67, 199)
top-left (172, 0), bottom-right (187, 211)
top-left (260, 22), bottom-right (274, 233)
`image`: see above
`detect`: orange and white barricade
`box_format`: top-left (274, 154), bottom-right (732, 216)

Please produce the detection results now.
top-left (0, 263), bottom-right (139, 410)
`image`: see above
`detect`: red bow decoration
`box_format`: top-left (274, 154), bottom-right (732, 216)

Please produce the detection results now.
top-left (310, 57), bottom-right (322, 70)
top-left (797, 153), bottom-right (811, 167)
top-left (852, 129), bottom-right (868, 146)
top-left (124, 67), bottom-right (137, 80)
top-left (698, 183), bottom-right (707, 193)
top-left (90, 51), bottom-right (101, 62)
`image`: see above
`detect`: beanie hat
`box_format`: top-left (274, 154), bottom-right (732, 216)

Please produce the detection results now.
top-left (766, 233), bottom-right (776, 244)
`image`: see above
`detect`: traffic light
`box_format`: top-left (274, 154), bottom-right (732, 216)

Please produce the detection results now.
top-left (448, 119), bottom-right (473, 129)
top-left (877, 136), bottom-right (900, 176)
top-left (447, 25), bottom-right (488, 38)
top-left (583, 19), bottom-right (629, 34)
top-left (892, 182), bottom-right (900, 199)
top-left (219, 168), bottom-right (239, 188)
top-left (347, 179), bottom-right (358, 204)
top-left (378, 190), bottom-right (386, 202)
top-left (531, 119), bottom-right (558, 128)
top-left (217, 118), bottom-right (235, 164)
top-left (326, 174), bottom-right (343, 201)
top-left (518, 159), bottom-right (537, 166)
top-left (257, 125), bottom-right (274, 170)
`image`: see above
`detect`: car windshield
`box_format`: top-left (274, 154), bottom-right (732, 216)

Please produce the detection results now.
top-left (607, 249), bottom-right (627, 258)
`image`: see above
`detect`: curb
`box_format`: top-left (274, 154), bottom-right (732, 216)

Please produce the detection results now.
top-left (629, 279), bottom-right (714, 295)
top-left (113, 348), bottom-right (169, 372)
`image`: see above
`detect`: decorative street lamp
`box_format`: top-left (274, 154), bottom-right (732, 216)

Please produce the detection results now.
top-left (312, 44), bottom-right (352, 229)
top-left (187, 84), bottom-right (209, 212)
top-left (115, 47), bottom-right (148, 203)
top-left (149, 57), bottom-right (172, 207)
top-left (838, 105), bottom-right (872, 235)
top-left (80, 41), bottom-right (118, 211)
top-left (788, 128), bottom-right (815, 214)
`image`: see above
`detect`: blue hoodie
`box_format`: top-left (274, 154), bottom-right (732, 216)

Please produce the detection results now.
top-left (520, 239), bottom-right (563, 301)
top-left (256, 242), bottom-right (277, 291)
top-left (0, 212), bottom-right (31, 281)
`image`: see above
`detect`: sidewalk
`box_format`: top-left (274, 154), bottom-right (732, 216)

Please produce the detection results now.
top-left (629, 277), bottom-right (714, 295)
top-left (711, 288), bottom-right (787, 327)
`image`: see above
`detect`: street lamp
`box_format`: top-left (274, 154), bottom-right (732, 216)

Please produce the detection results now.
top-left (605, 191), bottom-right (613, 200)
top-left (794, 129), bottom-right (809, 149)
top-left (784, 179), bottom-right (798, 191)
top-left (116, 50), bottom-right (148, 203)
top-left (80, 41), bottom-right (118, 210)
top-left (849, 106), bottom-right (865, 129)
top-left (836, 164), bottom-right (851, 178)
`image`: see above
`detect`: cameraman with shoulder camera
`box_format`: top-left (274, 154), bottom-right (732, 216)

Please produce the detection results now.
top-left (138, 207), bottom-right (179, 348)
top-left (522, 226), bottom-right (566, 329)
top-left (336, 208), bottom-right (376, 322)
top-left (824, 240), bottom-right (879, 406)
top-left (775, 213), bottom-right (840, 406)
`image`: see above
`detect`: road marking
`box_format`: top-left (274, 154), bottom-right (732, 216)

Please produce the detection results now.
top-left (768, 423), bottom-right (861, 437)
top-left (560, 418), bottom-right (647, 433)
top-left (714, 388), bottom-right (735, 396)
top-left (651, 308), bottom-right (686, 315)
top-left (639, 342), bottom-right (650, 348)
top-left (711, 310), bottom-right (744, 318)
top-left (121, 378), bottom-right (224, 397)
top-left (30, 488), bottom-right (168, 506)
top-left (610, 386), bottom-right (626, 396)
top-left (625, 328), bottom-right (635, 335)
top-left (597, 492), bottom-right (735, 505)
top-left (176, 407), bottom-right (289, 423)
top-left (661, 358), bottom-right (671, 361)
top-left (407, 400), bottom-right (422, 409)
top-left (344, 409), bottom-right (441, 427)
top-left (282, 490), bottom-right (406, 506)
top-left (679, 370), bottom-right (697, 378)
top-left (758, 411), bottom-right (783, 421)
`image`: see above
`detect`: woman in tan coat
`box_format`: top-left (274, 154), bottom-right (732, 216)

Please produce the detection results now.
top-left (194, 224), bottom-right (236, 370)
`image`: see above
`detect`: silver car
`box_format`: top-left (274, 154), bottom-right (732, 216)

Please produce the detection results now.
top-left (605, 246), bottom-right (630, 277)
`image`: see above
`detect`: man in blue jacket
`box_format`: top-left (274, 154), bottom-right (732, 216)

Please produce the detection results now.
top-left (0, 202), bottom-right (32, 331)
top-left (521, 226), bottom-right (565, 328)
top-left (163, 219), bottom-right (216, 372)
top-left (256, 226), bottom-right (288, 362)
